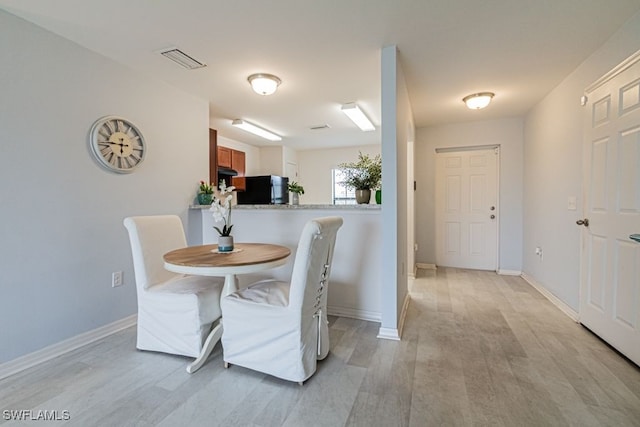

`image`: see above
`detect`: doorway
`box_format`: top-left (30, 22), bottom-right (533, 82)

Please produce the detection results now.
top-left (435, 146), bottom-right (499, 270)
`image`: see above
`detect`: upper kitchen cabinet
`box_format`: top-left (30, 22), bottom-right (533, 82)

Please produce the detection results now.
top-left (231, 150), bottom-right (245, 176)
top-left (217, 146), bottom-right (232, 168)
top-left (217, 145), bottom-right (246, 191)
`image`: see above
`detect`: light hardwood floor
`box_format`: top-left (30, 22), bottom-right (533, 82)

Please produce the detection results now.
top-left (1, 268), bottom-right (639, 426)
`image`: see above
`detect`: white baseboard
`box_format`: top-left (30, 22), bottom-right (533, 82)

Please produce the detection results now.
top-left (0, 314), bottom-right (137, 381)
top-left (498, 269), bottom-right (522, 276)
top-left (375, 291), bottom-right (411, 341)
top-left (416, 263), bottom-right (437, 270)
top-left (327, 306), bottom-right (381, 322)
top-left (521, 273), bottom-right (579, 322)
top-left (377, 327), bottom-right (401, 341)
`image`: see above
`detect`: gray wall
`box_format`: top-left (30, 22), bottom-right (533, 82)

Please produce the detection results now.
top-left (522, 12), bottom-right (640, 311)
top-left (0, 11), bottom-right (210, 363)
top-left (380, 45), bottom-right (414, 335)
top-left (415, 118), bottom-right (524, 272)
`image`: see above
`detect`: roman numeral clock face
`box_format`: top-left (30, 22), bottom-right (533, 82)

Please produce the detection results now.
top-left (89, 116), bottom-right (146, 173)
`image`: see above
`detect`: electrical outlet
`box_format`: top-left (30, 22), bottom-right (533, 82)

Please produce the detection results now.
top-left (414, 243), bottom-right (419, 251)
top-left (112, 271), bottom-right (123, 287)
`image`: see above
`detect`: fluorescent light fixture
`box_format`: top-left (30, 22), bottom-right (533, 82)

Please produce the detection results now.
top-left (341, 103), bottom-right (375, 131)
top-left (247, 73), bottom-right (281, 95)
top-left (232, 119), bottom-right (282, 141)
top-left (159, 48), bottom-right (206, 70)
top-left (463, 92), bottom-right (494, 109)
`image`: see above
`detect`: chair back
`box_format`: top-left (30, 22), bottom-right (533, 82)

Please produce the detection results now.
top-left (123, 215), bottom-right (187, 290)
top-left (288, 216), bottom-right (343, 313)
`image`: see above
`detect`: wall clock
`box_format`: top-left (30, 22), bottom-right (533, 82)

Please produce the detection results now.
top-left (89, 116), bottom-right (146, 173)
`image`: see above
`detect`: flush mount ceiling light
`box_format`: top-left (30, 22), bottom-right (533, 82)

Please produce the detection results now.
top-left (463, 92), bottom-right (495, 109)
top-left (232, 119), bottom-right (282, 141)
top-left (341, 103), bottom-right (375, 131)
top-left (247, 73), bottom-right (282, 96)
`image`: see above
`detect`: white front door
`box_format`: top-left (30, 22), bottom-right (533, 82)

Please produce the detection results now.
top-left (435, 147), bottom-right (499, 270)
top-left (580, 52), bottom-right (640, 365)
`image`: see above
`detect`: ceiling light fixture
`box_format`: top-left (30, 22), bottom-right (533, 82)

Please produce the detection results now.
top-left (247, 73), bottom-right (281, 96)
top-left (463, 92), bottom-right (495, 109)
top-left (232, 119), bottom-right (282, 141)
top-left (341, 103), bottom-right (375, 131)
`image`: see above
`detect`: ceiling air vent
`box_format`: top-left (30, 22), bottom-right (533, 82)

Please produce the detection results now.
top-left (160, 48), bottom-right (206, 70)
top-left (309, 124), bottom-right (331, 130)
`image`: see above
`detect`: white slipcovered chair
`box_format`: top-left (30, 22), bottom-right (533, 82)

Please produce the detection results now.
top-left (220, 216), bottom-right (343, 384)
top-left (123, 215), bottom-right (224, 360)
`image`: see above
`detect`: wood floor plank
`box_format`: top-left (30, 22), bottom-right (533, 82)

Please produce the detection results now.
top-left (2, 268), bottom-right (639, 426)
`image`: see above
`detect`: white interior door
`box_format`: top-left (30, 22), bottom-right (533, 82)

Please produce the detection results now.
top-left (435, 147), bottom-right (498, 270)
top-left (285, 161), bottom-right (298, 182)
top-left (580, 52), bottom-right (640, 365)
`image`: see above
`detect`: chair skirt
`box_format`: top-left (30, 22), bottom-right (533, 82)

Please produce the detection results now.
top-left (221, 280), bottom-right (319, 383)
top-left (137, 275), bottom-right (222, 358)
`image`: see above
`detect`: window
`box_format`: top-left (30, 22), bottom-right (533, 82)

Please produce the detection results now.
top-left (332, 169), bottom-right (356, 205)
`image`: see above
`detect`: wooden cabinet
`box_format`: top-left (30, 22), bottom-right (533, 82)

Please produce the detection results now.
top-left (231, 150), bottom-right (245, 175)
top-left (215, 145), bottom-right (246, 191)
top-left (209, 129), bottom-right (217, 185)
top-left (230, 149), bottom-right (246, 191)
top-left (217, 146), bottom-right (232, 168)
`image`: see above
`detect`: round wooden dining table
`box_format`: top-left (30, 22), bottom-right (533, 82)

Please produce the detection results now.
top-left (163, 242), bottom-right (291, 373)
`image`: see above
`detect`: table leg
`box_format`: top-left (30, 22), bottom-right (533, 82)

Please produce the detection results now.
top-left (222, 273), bottom-right (238, 296)
top-left (187, 319), bottom-right (223, 374)
top-left (187, 274), bottom-right (238, 374)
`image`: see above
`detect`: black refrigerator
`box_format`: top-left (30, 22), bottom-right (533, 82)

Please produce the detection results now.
top-left (236, 175), bottom-right (289, 205)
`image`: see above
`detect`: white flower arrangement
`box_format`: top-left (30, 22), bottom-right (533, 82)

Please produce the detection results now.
top-left (209, 180), bottom-right (235, 236)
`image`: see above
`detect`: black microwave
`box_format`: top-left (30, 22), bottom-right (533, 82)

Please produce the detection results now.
top-left (236, 175), bottom-right (289, 205)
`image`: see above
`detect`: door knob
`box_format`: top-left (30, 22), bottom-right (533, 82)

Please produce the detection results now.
top-left (490, 214), bottom-right (496, 219)
top-left (490, 206), bottom-right (495, 211)
top-left (576, 218), bottom-right (589, 227)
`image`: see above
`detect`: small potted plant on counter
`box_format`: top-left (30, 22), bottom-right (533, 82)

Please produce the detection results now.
top-left (288, 181), bottom-right (305, 205)
top-left (338, 152), bottom-right (382, 204)
top-left (197, 180), bottom-right (214, 205)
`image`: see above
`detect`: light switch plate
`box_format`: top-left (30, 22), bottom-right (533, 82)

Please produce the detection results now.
top-left (568, 196), bottom-right (577, 211)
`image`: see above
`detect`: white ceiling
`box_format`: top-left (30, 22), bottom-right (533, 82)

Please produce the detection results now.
top-left (2, 0), bottom-right (639, 150)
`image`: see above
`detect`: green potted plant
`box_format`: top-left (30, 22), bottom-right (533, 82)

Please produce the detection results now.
top-left (288, 181), bottom-right (305, 205)
top-left (338, 152), bottom-right (382, 204)
top-left (197, 180), bottom-right (214, 205)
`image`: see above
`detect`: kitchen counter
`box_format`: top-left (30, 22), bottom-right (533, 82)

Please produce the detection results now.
top-left (188, 202), bottom-right (382, 322)
top-left (190, 203), bottom-right (381, 210)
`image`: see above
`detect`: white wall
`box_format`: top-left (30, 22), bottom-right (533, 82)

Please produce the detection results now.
top-left (258, 146), bottom-right (282, 175)
top-left (380, 45), bottom-right (413, 338)
top-left (522, 12), bottom-right (640, 311)
top-left (0, 11), bottom-right (210, 363)
top-left (415, 118), bottom-right (524, 272)
top-left (258, 145), bottom-right (298, 177)
top-left (198, 208), bottom-right (383, 321)
top-left (297, 145), bottom-right (382, 204)
top-left (217, 135), bottom-right (261, 175)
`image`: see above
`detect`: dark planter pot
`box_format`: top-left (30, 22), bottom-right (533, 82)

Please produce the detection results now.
top-left (355, 189), bottom-right (371, 204)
